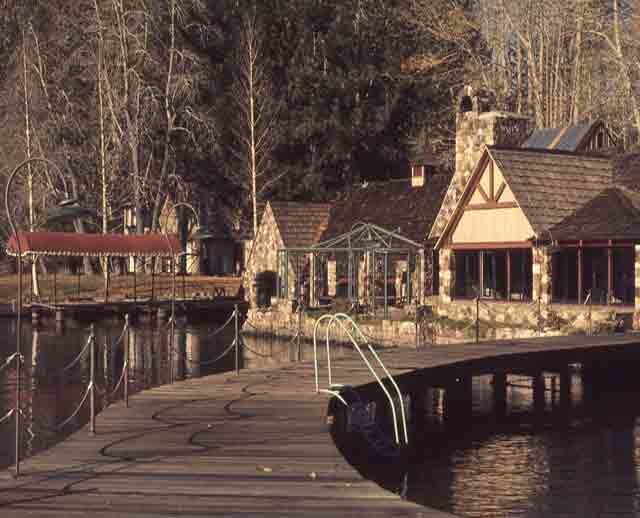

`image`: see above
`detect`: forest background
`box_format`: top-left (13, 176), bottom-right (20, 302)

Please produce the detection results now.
top-left (0, 0), bottom-right (639, 257)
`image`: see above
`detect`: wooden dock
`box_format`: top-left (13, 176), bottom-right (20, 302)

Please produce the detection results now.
top-left (2, 333), bottom-right (640, 517)
top-left (27, 297), bottom-right (247, 322)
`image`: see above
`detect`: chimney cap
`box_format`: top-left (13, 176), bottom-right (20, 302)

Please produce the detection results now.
top-left (459, 85), bottom-right (496, 114)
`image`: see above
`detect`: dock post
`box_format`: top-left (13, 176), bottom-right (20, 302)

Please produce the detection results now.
top-left (133, 258), bottom-right (137, 304)
top-left (493, 373), bottom-right (507, 418)
top-left (89, 324), bottom-right (96, 436)
top-left (234, 304), bottom-right (239, 375)
top-left (533, 373), bottom-right (545, 415)
top-left (124, 314), bottom-right (130, 408)
top-left (588, 290), bottom-right (593, 336)
top-left (415, 307), bottom-right (419, 349)
top-left (169, 314), bottom-right (175, 384)
top-left (297, 302), bottom-right (302, 362)
top-left (475, 296), bottom-right (480, 343)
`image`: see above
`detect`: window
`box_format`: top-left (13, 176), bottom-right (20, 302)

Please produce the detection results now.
top-left (453, 249), bottom-right (532, 301)
top-left (412, 165), bottom-right (424, 178)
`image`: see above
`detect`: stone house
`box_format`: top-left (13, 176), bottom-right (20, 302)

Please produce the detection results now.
top-left (432, 85), bottom-right (640, 333)
top-left (245, 202), bottom-right (332, 307)
top-left (246, 161), bottom-right (451, 311)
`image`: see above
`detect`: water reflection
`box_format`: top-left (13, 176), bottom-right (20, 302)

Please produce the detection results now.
top-left (0, 316), bottom-right (332, 471)
top-left (347, 367), bottom-right (640, 518)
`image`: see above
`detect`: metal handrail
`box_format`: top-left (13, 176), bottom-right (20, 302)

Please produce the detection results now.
top-left (312, 312), bottom-right (409, 445)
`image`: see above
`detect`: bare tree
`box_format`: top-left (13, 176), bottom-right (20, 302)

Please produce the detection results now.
top-left (231, 11), bottom-right (281, 239)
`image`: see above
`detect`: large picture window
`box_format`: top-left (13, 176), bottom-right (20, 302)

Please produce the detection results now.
top-left (454, 249), bottom-right (532, 301)
top-left (551, 246), bottom-right (634, 305)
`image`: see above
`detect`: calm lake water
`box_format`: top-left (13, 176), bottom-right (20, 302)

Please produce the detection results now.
top-left (360, 369), bottom-right (640, 518)
top-left (0, 313), bottom-right (344, 472)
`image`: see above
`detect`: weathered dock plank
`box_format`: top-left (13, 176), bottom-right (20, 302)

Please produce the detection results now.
top-left (2, 333), bottom-right (640, 517)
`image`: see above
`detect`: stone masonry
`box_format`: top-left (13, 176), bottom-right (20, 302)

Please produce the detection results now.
top-left (532, 245), bottom-right (552, 305)
top-left (435, 86), bottom-right (531, 307)
top-left (429, 86), bottom-right (531, 242)
top-left (245, 204), bottom-right (289, 307)
top-left (439, 248), bottom-right (455, 304)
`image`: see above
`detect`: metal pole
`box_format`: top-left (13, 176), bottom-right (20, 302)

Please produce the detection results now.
top-left (234, 304), bottom-right (239, 375)
top-left (415, 306), bottom-right (419, 349)
top-left (588, 289), bottom-right (593, 336)
top-left (124, 314), bottom-right (130, 407)
top-left (89, 324), bottom-right (96, 436)
top-left (475, 296), bottom-right (480, 344)
top-left (169, 314), bottom-right (175, 384)
top-left (151, 267), bottom-right (155, 301)
top-left (5, 157), bottom-right (73, 478)
top-left (133, 257), bottom-right (137, 304)
top-left (384, 252), bottom-right (388, 318)
top-left (53, 268), bottom-right (57, 305)
top-left (371, 250), bottom-right (376, 316)
top-left (182, 270), bottom-right (186, 300)
top-left (297, 302), bottom-right (302, 362)
top-left (14, 251), bottom-right (22, 478)
top-left (104, 261), bottom-right (110, 304)
top-left (169, 248), bottom-right (176, 383)
top-left (77, 267), bottom-right (80, 298)
top-left (538, 296), bottom-right (542, 336)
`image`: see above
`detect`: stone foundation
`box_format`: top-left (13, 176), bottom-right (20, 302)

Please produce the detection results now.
top-left (532, 246), bottom-right (551, 304)
top-left (244, 296), bottom-right (629, 349)
top-left (439, 249), bottom-right (455, 304)
top-left (434, 299), bottom-right (626, 344)
top-left (243, 301), bottom-right (420, 348)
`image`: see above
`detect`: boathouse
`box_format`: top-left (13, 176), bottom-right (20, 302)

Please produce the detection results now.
top-left (431, 85), bottom-right (640, 333)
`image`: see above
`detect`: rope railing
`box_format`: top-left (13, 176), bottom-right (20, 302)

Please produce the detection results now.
top-left (0, 353), bottom-right (22, 375)
top-left (208, 309), bottom-right (238, 336)
top-left (62, 333), bottom-right (94, 373)
top-left (25, 383), bottom-right (93, 433)
top-left (239, 336), bottom-right (273, 358)
top-left (169, 338), bottom-right (238, 366)
top-left (0, 408), bottom-right (15, 426)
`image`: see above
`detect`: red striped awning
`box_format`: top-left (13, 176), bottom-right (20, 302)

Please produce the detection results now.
top-left (6, 231), bottom-right (181, 258)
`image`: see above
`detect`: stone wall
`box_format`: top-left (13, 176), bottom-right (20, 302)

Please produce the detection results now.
top-left (429, 86), bottom-right (531, 242)
top-left (243, 295), bottom-right (627, 350)
top-left (244, 302), bottom-right (419, 348)
top-left (327, 260), bottom-right (336, 297)
top-left (245, 204), bottom-right (290, 307)
top-left (532, 246), bottom-right (552, 304)
top-left (434, 299), bottom-right (624, 344)
top-left (439, 248), bottom-right (455, 304)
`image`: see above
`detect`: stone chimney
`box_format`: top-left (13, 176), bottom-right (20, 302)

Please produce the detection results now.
top-left (429, 85), bottom-right (531, 240)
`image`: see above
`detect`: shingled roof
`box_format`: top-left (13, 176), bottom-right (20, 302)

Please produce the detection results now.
top-left (550, 188), bottom-right (640, 240)
top-left (270, 202), bottom-right (331, 248)
top-left (488, 147), bottom-right (613, 235)
top-left (320, 173), bottom-right (452, 245)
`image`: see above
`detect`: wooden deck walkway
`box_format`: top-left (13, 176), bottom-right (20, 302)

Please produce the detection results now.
top-left (2, 333), bottom-right (640, 517)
